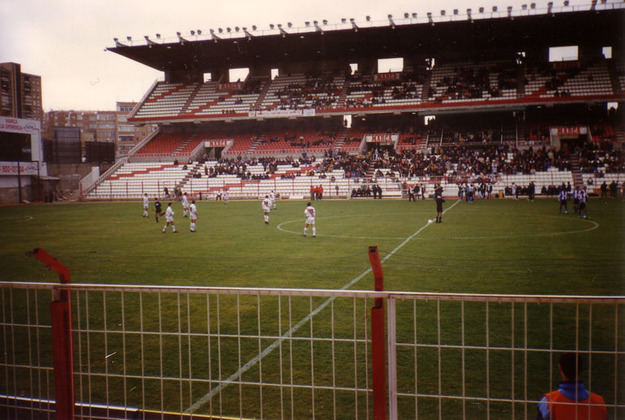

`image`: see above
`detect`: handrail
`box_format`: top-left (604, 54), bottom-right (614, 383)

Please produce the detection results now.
top-left (1, 282), bottom-right (623, 304)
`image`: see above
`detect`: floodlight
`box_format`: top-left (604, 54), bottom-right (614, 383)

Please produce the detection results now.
top-left (427, 12), bottom-right (433, 24)
top-left (305, 21), bottom-right (310, 26)
top-left (197, 29), bottom-right (202, 35)
top-left (350, 18), bottom-right (358, 31)
top-left (341, 18), bottom-right (347, 23)
top-left (322, 19), bottom-right (328, 25)
top-left (190, 30), bottom-right (195, 35)
top-left (235, 26), bottom-right (240, 32)
top-left (453, 9), bottom-right (459, 15)
top-left (563, 0), bottom-right (569, 5)
top-left (218, 28), bottom-right (223, 33)
top-left (366, 15), bottom-right (371, 21)
top-left (226, 27), bottom-right (231, 32)
top-left (404, 12), bottom-right (409, 18)
top-left (412, 12), bottom-right (417, 18)
top-left (479, 7), bottom-right (485, 12)
top-left (530, 3), bottom-right (536, 9)
top-left (126, 36), bottom-right (132, 42)
top-left (492, 6), bottom-right (498, 12)
top-left (467, 8), bottom-right (472, 21)
top-left (252, 25), bottom-right (257, 31)
top-left (440, 10), bottom-right (446, 16)
top-left (547, 2), bottom-right (553, 13)
top-left (388, 14), bottom-right (395, 28)
top-left (145, 35), bottom-right (158, 46)
top-left (156, 33), bottom-right (161, 39)
top-left (287, 22), bottom-right (292, 28)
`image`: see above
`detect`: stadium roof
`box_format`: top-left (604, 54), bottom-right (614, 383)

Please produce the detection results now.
top-left (108, 6), bottom-right (624, 73)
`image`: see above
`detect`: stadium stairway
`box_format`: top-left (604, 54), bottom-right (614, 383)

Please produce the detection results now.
top-left (568, 155), bottom-right (585, 188)
top-left (177, 162), bottom-right (204, 190)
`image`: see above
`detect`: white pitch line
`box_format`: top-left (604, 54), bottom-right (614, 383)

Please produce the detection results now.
top-left (185, 199), bottom-right (461, 414)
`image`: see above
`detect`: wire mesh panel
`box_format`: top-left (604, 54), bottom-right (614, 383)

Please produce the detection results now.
top-left (388, 294), bottom-right (625, 420)
top-left (1, 283), bottom-right (624, 420)
top-left (1, 283), bottom-right (377, 420)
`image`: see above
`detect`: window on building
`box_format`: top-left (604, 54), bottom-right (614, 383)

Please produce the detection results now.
top-left (229, 68), bottom-right (249, 83)
top-left (549, 45), bottom-right (578, 62)
top-left (378, 58), bottom-right (403, 73)
top-left (424, 115), bottom-right (436, 125)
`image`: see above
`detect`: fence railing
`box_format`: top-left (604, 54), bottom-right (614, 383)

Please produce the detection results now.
top-left (1, 282), bottom-right (624, 419)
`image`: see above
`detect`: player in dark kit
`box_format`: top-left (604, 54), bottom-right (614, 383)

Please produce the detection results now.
top-left (154, 198), bottom-right (162, 223)
top-left (434, 185), bottom-right (444, 223)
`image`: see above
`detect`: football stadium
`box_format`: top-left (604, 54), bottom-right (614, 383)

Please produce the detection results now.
top-left (1, 2), bottom-right (625, 419)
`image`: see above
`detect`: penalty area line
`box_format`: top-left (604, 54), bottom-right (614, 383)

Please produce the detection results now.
top-left (185, 199), bottom-right (461, 414)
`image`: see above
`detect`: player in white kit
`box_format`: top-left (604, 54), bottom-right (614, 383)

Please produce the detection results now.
top-left (262, 195), bottom-right (271, 224)
top-left (269, 190), bottom-right (277, 209)
top-left (303, 202), bottom-right (316, 238)
top-left (182, 192), bottom-right (190, 217)
top-left (143, 193), bottom-right (149, 217)
top-left (189, 200), bottom-right (198, 232)
top-left (162, 203), bottom-right (178, 233)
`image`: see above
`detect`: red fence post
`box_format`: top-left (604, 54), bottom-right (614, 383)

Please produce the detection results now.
top-left (368, 246), bottom-right (387, 420)
top-left (28, 248), bottom-right (74, 420)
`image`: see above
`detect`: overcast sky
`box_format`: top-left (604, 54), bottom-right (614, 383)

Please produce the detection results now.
top-left (0, 0), bottom-right (596, 112)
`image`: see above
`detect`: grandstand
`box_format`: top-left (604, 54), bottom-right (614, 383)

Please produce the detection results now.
top-left (81, 3), bottom-right (624, 203)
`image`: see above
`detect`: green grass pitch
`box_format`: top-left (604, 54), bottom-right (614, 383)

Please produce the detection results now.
top-left (1, 198), bottom-right (623, 294)
top-left (0, 197), bottom-right (623, 419)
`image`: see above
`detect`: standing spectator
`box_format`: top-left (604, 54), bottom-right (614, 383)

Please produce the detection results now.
top-left (408, 184), bottom-right (416, 202)
top-left (536, 353), bottom-right (606, 420)
top-left (600, 181), bottom-right (608, 198)
top-left (528, 182), bottom-right (536, 201)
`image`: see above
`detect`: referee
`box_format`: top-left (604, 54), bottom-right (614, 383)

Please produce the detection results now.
top-left (434, 184), bottom-right (444, 223)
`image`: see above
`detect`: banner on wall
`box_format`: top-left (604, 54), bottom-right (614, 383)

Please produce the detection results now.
top-left (549, 126), bottom-right (588, 137)
top-left (364, 133), bottom-right (398, 144)
top-left (248, 109), bottom-right (316, 118)
top-left (203, 139), bottom-right (233, 148)
top-left (0, 161), bottom-right (40, 176)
